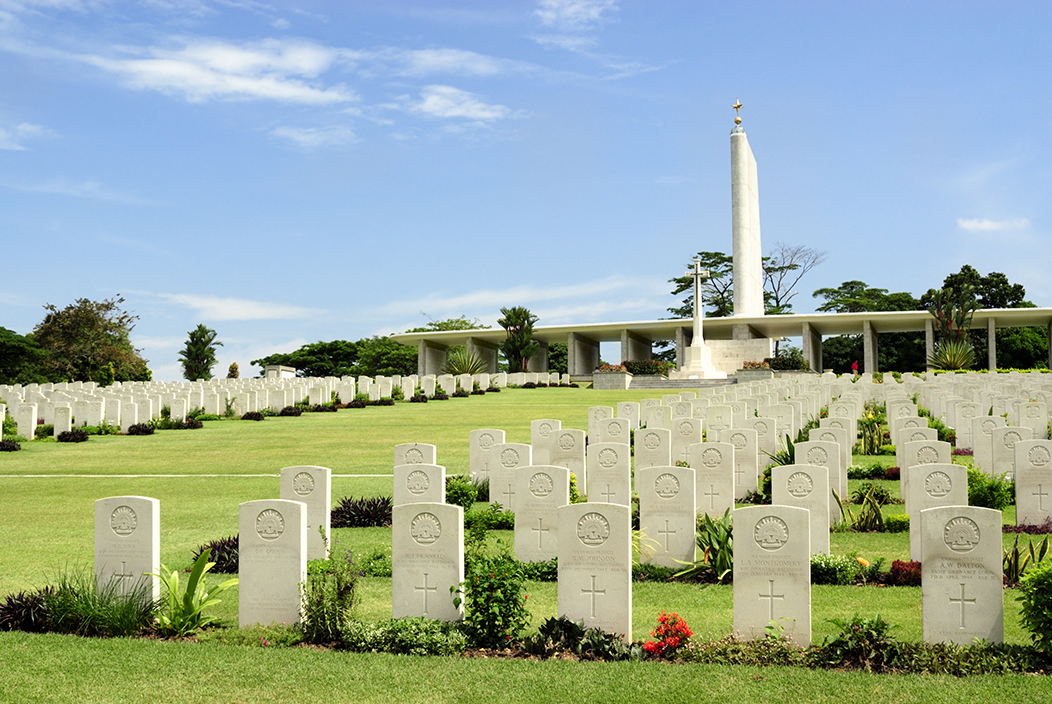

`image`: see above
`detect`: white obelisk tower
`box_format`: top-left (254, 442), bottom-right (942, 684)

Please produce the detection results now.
top-left (730, 99), bottom-right (764, 318)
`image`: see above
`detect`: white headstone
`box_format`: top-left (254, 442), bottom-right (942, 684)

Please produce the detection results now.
top-left (239, 499), bottom-right (307, 627)
top-left (795, 440), bottom-right (844, 524)
top-left (279, 465), bottom-right (332, 561)
top-left (772, 464), bottom-right (830, 554)
top-left (616, 401), bottom-right (641, 429)
top-left (635, 427), bottom-right (672, 471)
top-left (733, 505), bottom-right (811, 644)
top-left (549, 429), bottom-right (587, 495)
top-left (972, 415), bottom-right (1007, 473)
top-left (394, 463), bottom-right (446, 506)
top-left (530, 419), bottom-right (562, 465)
top-left (637, 466), bottom-right (697, 568)
top-left (490, 443), bottom-right (533, 510)
top-left (722, 428), bottom-right (759, 499)
top-left (557, 502), bottom-right (632, 642)
top-left (392, 502), bottom-right (464, 621)
top-left (595, 417), bottom-right (631, 445)
top-left (908, 464), bottom-right (967, 561)
top-left (94, 496), bottom-right (160, 599)
top-left (394, 443), bottom-right (437, 467)
top-left (991, 426), bottom-right (1032, 479)
top-left (585, 442), bottom-right (631, 505)
top-left (469, 428), bottom-right (506, 481)
top-left (688, 442), bottom-right (735, 518)
top-left (587, 406), bottom-right (614, 441)
top-left (1015, 440), bottom-right (1052, 526)
top-left (514, 465), bottom-right (570, 563)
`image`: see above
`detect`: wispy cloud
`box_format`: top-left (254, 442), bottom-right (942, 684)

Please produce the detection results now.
top-left (957, 217), bottom-right (1030, 231)
top-left (1, 178), bottom-right (147, 203)
top-left (0, 122), bottom-right (50, 150)
top-left (77, 37), bottom-right (358, 104)
top-left (269, 125), bottom-right (357, 148)
top-left (410, 85), bottom-right (514, 121)
top-left (535, 0), bottom-right (618, 30)
top-left (153, 292), bottom-right (324, 321)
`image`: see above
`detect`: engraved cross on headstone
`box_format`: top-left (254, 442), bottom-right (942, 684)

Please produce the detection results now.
top-left (658, 519), bottom-right (676, 551)
top-left (705, 484), bottom-right (720, 509)
top-left (679, 446), bottom-right (692, 463)
top-left (532, 518), bottom-right (549, 549)
top-left (502, 483), bottom-right (516, 508)
top-left (600, 484), bottom-right (616, 503)
top-left (416, 573), bottom-right (438, 615)
top-left (581, 574), bottom-right (605, 618)
top-left (759, 579), bottom-right (784, 621)
top-left (1034, 485), bottom-right (1049, 511)
top-left (949, 582), bottom-right (976, 629)
top-left (734, 463), bottom-right (745, 487)
top-left (115, 561), bottom-right (135, 594)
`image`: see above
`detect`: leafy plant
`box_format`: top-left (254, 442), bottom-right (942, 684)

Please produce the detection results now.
top-left (44, 570), bottom-right (156, 637)
top-left (834, 488), bottom-right (883, 532)
top-left (445, 474), bottom-right (479, 510)
top-left (453, 540), bottom-right (530, 649)
top-left (178, 323), bottom-right (223, 381)
top-left (56, 429), bottom-right (88, 443)
top-left (0, 439), bottom-right (21, 451)
top-left (342, 617), bottom-right (467, 656)
top-left (151, 548), bottom-right (238, 637)
top-left (443, 347), bottom-right (487, 375)
top-left (1003, 535), bottom-right (1050, 585)
top-left (674, 509), bottom-right (733, 583)
top-left (810, 553), bottom-right (859, 585)
top-left (763, 435), bottom-right (795, 468)
top-left (850, 482), bottom-right (895, 505)
top-left (472, 475), bottom-right (490, 502)
top-left (330, 495), bottom-right (393, 528)
top-left (300, 535), bottom-right (361, 645)
top-left (279, 405), bottom-right (302, 417)
top-left (928, 339), bottom-right (976, 371)
top-left (642, 611), bottom-right (693, 659)
top-left (809, 613), bottom-right (901, 672)
top-left (888, 559), bottom-right (921, 586)
top-left (967, 466), bottom-right (1014, 510)
top-left (1018, 560), bottom-right (1052, 651)
top-left (358, 546), bottom-right (392, 577)
top-left (522, 616), bottom-right (643, 660)
top-left (192, 535), bottom-right (239, 574)
top-left (497, 306), bottom-right (540, 373)
top-left (883, 514), bottom-right (909, 533)
top-left (241, 411), bottom-right (265, 421)
top-left (126, 423), bottom-right (154, 435)
top-left (0, 587), bottom-right (53, 632)
top-left (34, 423), bottom-right (54, 439)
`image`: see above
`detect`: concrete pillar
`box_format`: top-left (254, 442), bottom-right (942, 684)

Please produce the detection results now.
top-left (527, 340), bottom-right (549, 373)
top-left (620, 330), bottom-right (653, 363)
top-left (801, 322), bottom-right (822, 372)
top-left (731, 127), bottom-right (764, 317)
top-left (925, 318), bottom-right (935, 372)
top-left (987, 317), bottom-right (996, 372)
top-left (417, 340), bottom-right (449, 377)
top-left (1048, 320), bottom-right (1052, 370)
top-left (675, 327), bottom-right (690, 369)
top-left (862, 320), bottom-right (879, 373)
top-left (466, 337), bottom-right (500, 374)
top-left (567, 333), bottom-right (600, 376)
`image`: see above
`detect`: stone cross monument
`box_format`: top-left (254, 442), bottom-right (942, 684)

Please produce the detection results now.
top-left (670, 257), bottom-right (727, 380)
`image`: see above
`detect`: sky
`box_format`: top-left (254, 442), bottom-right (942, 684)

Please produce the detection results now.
top-left (1, 0), bottom-right (1049, 381)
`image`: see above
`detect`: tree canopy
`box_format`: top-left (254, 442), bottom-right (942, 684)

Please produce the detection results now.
top-left (498, 306), bottom-right (539, 373)
top-left (32, 296), bottom-right (151, 384)
top-left (178, 324), bottom-right (223, 381)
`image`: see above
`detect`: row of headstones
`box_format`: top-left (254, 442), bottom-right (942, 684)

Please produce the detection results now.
top-left (94, 465), bottom-right (333, 628)
top-left (392, 498), bottom-right (1004, 647)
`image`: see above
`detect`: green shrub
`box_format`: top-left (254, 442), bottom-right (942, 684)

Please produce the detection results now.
top-left (56, 429), bottom-right (88, 443)
top-left (83, 422), bottom-right (120, 436)
top-left (808, 613), bottom-right (900, 672)
top-left (152, 548), bottom-right (238, 637)
top-left (454, 541), bottom-right (530, 649)
top-left (1018, 560), bottom-right (1052, 652)
top-left (883, 514), bottom-right (909, 533)
top-left (126, 423), bottom-right (154, 436)
top-left (967, 466), bottom-right (1015, 510)
top-left (850, 482), bottom-right (894, 505)
top-left (240, 411), bottom-right (265, 421)
top-left (330, 495), bottom-right (392, 528)
top-left (195, 413), bottom-right (222, 421)
top-left (0, 587), bottom-right (53, 632)
top-left (178, 418), bottom-right (203, 430)
top-left (681, 633), bottom-right (805, 666)
top-left (622, 360), bottom-right (672, 376)
top-left (358, 546), bottom-right (392, 578)
top-left (342, 617), bottom-right (467, 656)
top-left (520, 557), bottom-right (558, 581)
top-left (521, 616), bottom-right (644, 661)
top-left (0, 439), bottom-right (21, 452)
top-left (300, 540), bottom-right (360, 645)
top-left (445, 474), bottom-right (478, 510)
top-left (472, 476), bottom-right (490, 502)
top-left (464, 505), bottom-right (515, 531)
top-left (810, 553), bottom-right (858, 585)
top-left (44, 571), bottom-right (156, 637)
top-left (192, 535), bottom-right (238, 574)
top-left (34, 424), bottom-right (53, 439)
top-left (279, 405), bottom-right (302, 417)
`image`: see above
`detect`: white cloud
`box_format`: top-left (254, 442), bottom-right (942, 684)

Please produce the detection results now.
top-left (0, 122), bottom-right (49, 150)
top-left (1, 178), bottom-right (145, 202)
top-left (411, 85), bottom-right (512, 121)
top-left (531, 35), bottom-right (597, 52)
top-left (271, 17), bottom-right (289, 29)
top-left (78, 37), bottom-right (358, 104)
top-left (535, 0), bottom-right (617, 30)
top-left (269, 125), bottom-right (357, 148)
top-left (154, 293), bottom-right (324, 321)
top-left (397, 48), bottom-right (507, 77)
top-left (957, 217), bottom-right (1030, 231)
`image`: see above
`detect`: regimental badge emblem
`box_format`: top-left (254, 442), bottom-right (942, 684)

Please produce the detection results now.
top-left (820, 432), bottom-right (836, 444)
top-left (411, 512), bottom-right (442, 545)
top-left (787, 472), bottom-right (813, 498)
top-left (256, 509), bottom-right (285, 541)
top-left (539, 422), bottom-right (552, 437)
top-left (110, 506), bottom-right (137, 536)
top-left (529, 472), bottom-right (553, 497)
top-left (577, 512), bottom-right (610, 546)
top-left (559, 433), bottom-right (576, 450)
top-left (702, 448), bottom-right (722, 468)
top-left (593, 408), bottom-right (607, 420)
top-left (917, 446), bottom-right (939, 464)
top-left (293, 471), bottom-right (315, 496)
top-left (754, 422), bottom-right (768, 436)
top-left (404, 448), bottom-right (425, 464)
top-left (607, 421), bottom-right (623, 437)
top-left (754, 516), bottom-right (789, 551)
top-left (654, 473), bottom-right (680, 499)
top-left (898, 407), bottom-right (911, 418)
top-left (406, 470), bottom-right (430, 495)
top-left (643, 432), bottom-right (660, 450)
top-left (829, 420), bottom-right (844, 429)
top-left (981, 420), bottom-right (996, 433)
top-left (1029, 445), bottom-right (1051, 468)
top-left (807, 447), bottom-right (828, 466)
top-left (1004, 431), bottom-right (1022, 448)
top-left (944, 516), bottom-right (981, 553)
top-left (925, 471), bottom-right (952, 498)
top-left (478, 432), bottom-right (495, 449)
top-left (962, 406), bottom-right (976, 418)
top-left (501, 448), bottom-right (520, 468)
top-left (679, 421), bottom-right (693, 437)
top-left (730, 433), bottom-right (746, 450)
top-left (834, 406), bottom-right (848, 417)
top-left (598, 448), bottom-right (618, 468)
top-left (1027, 406), bottom-right (1040, 419)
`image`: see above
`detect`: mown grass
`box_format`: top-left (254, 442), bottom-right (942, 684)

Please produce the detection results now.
top-left (1, 386), bottom-right (1048, 699)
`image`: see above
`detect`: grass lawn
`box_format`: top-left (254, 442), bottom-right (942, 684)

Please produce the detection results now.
top-left (1, 386), bottom-right (1049, 701)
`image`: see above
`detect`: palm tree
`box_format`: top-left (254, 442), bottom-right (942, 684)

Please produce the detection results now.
top-left (497, 306), bottom-right (539, 373)
top-left (178, 324), bottom-right (223, 381)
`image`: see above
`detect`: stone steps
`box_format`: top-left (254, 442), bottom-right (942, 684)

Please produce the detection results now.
top-left (628, 377), bottom-right (738, 389)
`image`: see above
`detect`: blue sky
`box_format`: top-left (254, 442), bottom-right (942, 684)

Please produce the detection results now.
top-left (1, 1), bottom-right (1049, 380)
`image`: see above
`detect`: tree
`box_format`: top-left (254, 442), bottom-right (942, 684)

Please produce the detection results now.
top-left (0, 327), bottom-right (56, 385)
top-left (762, 243), bottom-right (826, 315)
top-left (178, 324), bottom-right (223, 381)
top-left (252, 340), bottom-right (359, 378)
top-left (498, 307), bottom-right (539, 373)
top-left (227, 362), bottom-right (240, 379)
top-left (33, 296), bottom-right (151, 383)
top-left (667, 251), bottom-right (735, 318)
top-left (354, 336), bottom-right (417, 377)
top-left (405, 315), bottom-right (489, 333)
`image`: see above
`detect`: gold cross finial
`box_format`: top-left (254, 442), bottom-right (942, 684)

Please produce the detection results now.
top-left (733, 98), bottom-right (742, 125)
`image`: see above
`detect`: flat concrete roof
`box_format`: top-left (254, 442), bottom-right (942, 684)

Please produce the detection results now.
top-left (390, 307), bottom-right (1052, 347)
